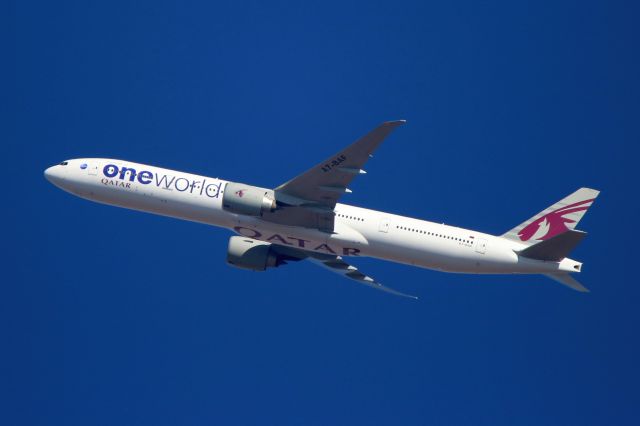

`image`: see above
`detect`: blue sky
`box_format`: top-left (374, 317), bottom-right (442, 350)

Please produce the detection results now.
top-left (5, 1), bottom-right (640, 424)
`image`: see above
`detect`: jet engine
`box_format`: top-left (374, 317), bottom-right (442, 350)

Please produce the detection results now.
top-left (226, 236), bottom-right (287, 271)
top-left (222, 182), bottom-right (276, 217)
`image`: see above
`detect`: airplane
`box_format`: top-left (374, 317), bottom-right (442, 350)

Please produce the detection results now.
top-left (44, 121), bottom-right (599, 299)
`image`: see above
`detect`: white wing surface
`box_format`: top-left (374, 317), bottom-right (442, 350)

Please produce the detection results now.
top-left (263, 121), bottom-right (406, 231)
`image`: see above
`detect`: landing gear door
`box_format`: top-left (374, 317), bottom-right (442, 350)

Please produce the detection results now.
top-left (378, 218), bottom-right (390, 233)
top-left (474, 238), bottom-right (487, 254)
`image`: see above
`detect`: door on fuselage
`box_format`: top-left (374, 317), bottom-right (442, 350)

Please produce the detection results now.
top-left (474, 238), bottom-right (487, 254)
top-left (378, 218), bottom-right (390, 233)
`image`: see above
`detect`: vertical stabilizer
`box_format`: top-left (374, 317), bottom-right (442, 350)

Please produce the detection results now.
top-left (502, 188), bottom-right (599, 246)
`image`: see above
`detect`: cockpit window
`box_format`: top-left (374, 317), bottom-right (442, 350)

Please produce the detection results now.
top-left (60, 161), bottom-right (68, 166)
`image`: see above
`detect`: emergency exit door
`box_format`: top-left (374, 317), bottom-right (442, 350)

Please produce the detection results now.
top-left (474, 238), bottom-right (487, 254)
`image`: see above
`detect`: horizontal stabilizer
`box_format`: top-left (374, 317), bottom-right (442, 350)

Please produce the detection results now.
top-left (545, 273), bottom-right (590, 293)
top-left (518, 230), bottom-right (586, 261)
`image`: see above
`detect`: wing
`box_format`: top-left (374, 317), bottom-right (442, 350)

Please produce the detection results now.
top-left (275, 120), bottom-right (406, 207)
top-left (270, 243), bottom-right (417, 299)
top-left (262, 120), bottom-right (406, 231)
top-left (308, 255), bottom-right (418, 299)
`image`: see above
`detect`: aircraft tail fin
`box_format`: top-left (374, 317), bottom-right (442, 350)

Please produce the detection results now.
top-left (518, 230), bottom-right (586, 261)
top-left (544, 273), bottom-right (590, 293)
top-left (502, 188), bottom-right (599, 246)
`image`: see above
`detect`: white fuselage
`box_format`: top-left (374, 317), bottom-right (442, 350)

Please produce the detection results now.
top-left (44, 158), bottom-right (580, 275)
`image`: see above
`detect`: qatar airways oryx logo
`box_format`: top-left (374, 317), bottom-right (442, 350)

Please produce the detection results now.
top-left (102, 164), bottom-right (221, 198)
top-left (518, 199), bottom-right (594, 242)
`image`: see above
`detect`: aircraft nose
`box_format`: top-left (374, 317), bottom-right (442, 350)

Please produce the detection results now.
top-left (44, 165), bottom-right (66, 187)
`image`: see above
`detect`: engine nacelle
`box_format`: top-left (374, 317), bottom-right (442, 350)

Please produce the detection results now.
top-left (226, 236), bottom-right (281, 271)
top-left (222, 182), bottom-right (276, 217)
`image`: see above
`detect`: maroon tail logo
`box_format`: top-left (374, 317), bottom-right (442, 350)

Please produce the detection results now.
top-left (518, 199), bottom-right (594, 242)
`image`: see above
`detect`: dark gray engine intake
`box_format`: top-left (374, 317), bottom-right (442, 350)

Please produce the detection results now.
top-left (222, 182), bottom-right (276, 216)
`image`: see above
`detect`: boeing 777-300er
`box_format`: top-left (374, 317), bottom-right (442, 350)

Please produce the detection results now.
top-left (44, 121), bottom-right (599, 298)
